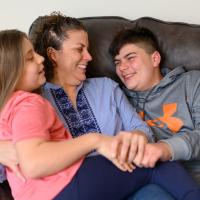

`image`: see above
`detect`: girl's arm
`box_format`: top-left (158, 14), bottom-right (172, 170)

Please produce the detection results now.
top-left (15, 133), bottom-right (123, 179)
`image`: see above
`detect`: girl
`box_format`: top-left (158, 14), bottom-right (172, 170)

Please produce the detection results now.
top-left (0, 29), bottom-right (199, 200)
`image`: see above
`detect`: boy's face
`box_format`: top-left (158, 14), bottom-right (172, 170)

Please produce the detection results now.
top-left (114, 43), bottom-right (161, 91)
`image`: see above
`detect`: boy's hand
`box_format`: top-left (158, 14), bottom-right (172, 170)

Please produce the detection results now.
top-left (141, 142), bottom-right (172, 168)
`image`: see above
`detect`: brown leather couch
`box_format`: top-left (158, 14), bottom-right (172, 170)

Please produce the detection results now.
top-left (1, 16), bottom-right (200, 200)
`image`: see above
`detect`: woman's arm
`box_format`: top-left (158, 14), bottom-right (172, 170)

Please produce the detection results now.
top-left (0, 140), bottom-right (24, 181)
top-left (0, 140), bottom-right (18, 167)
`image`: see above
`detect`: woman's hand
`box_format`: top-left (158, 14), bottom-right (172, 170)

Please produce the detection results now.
top-left (114, 130), bottom-right (148, 167)
top-left (96, 135), bottom-right (135, 172)
top-left (0, 140), bottom-right (25, 181)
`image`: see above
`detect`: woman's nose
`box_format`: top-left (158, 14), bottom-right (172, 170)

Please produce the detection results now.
top-left (84, 50), bottom-right (92, 61)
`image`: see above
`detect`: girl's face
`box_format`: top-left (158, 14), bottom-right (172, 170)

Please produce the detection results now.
top-left (51, 30), bottom-right (92, 86)
top-left (16, 38), bottom-right (45, 92)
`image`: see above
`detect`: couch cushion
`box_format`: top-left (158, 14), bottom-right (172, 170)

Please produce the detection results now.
top-left (136, 17), bottom-right (200, 71)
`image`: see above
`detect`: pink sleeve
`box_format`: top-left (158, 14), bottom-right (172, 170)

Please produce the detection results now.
top-left (12, 97), bottom-right (51, 143)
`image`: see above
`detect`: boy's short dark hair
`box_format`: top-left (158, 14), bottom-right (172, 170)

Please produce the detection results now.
top-left (109, 27), bottom-right (161, 58)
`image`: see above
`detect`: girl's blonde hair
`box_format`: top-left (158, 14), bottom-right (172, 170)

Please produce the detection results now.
top-left (0, 29), bottom-right (27, 110)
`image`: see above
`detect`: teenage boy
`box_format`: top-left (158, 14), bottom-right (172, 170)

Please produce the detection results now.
top-left (110, 27), bottom-right (200, 199)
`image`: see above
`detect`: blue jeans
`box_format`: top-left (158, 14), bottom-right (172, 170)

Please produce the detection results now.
top-left (127, 184), bottom-right (175, 200)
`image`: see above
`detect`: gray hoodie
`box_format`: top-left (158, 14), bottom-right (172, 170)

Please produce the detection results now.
top-left (124, 66), bottom-right (200, 184)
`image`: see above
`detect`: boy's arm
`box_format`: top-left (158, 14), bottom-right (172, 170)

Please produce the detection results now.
top-left (161, 73), bottom-right (200, 161)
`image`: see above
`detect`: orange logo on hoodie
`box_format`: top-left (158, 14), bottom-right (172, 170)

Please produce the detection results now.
top-left (139, 103), bottom-right (183, 133)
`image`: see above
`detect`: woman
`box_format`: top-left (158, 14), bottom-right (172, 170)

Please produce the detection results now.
top-left (29, 13), bottom-right (153, 166)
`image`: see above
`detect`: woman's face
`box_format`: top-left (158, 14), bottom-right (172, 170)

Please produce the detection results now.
top-left (52, 30), bottom-right (92, 86)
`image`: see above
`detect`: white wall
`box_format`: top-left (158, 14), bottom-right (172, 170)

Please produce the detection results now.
top-left (1, 0), bottom-right (200, 33)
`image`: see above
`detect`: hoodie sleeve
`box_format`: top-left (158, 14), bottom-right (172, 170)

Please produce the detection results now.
top-left (161, 71), bottom-right (200, 161)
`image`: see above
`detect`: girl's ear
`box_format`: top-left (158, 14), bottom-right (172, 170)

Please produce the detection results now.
top-left (47, 47), bottom-right (56, 63)
top-left (151, 51), bottom-right (161, 68)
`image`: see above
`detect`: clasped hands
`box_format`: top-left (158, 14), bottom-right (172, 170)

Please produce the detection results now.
top-left (97, 130), bottom-right (172, 172)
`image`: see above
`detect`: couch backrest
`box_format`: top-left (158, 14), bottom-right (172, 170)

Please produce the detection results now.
top-left (80, 16), bottom-right (200, 82)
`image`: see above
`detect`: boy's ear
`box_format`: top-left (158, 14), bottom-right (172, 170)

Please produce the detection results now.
top-left (151, 51), bottom-right (161, 68)
top-left (47, 47), bottom-right (56, 63)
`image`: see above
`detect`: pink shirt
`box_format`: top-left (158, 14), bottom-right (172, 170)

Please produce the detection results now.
top-left (0, 91), bottom-right (83, 200)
